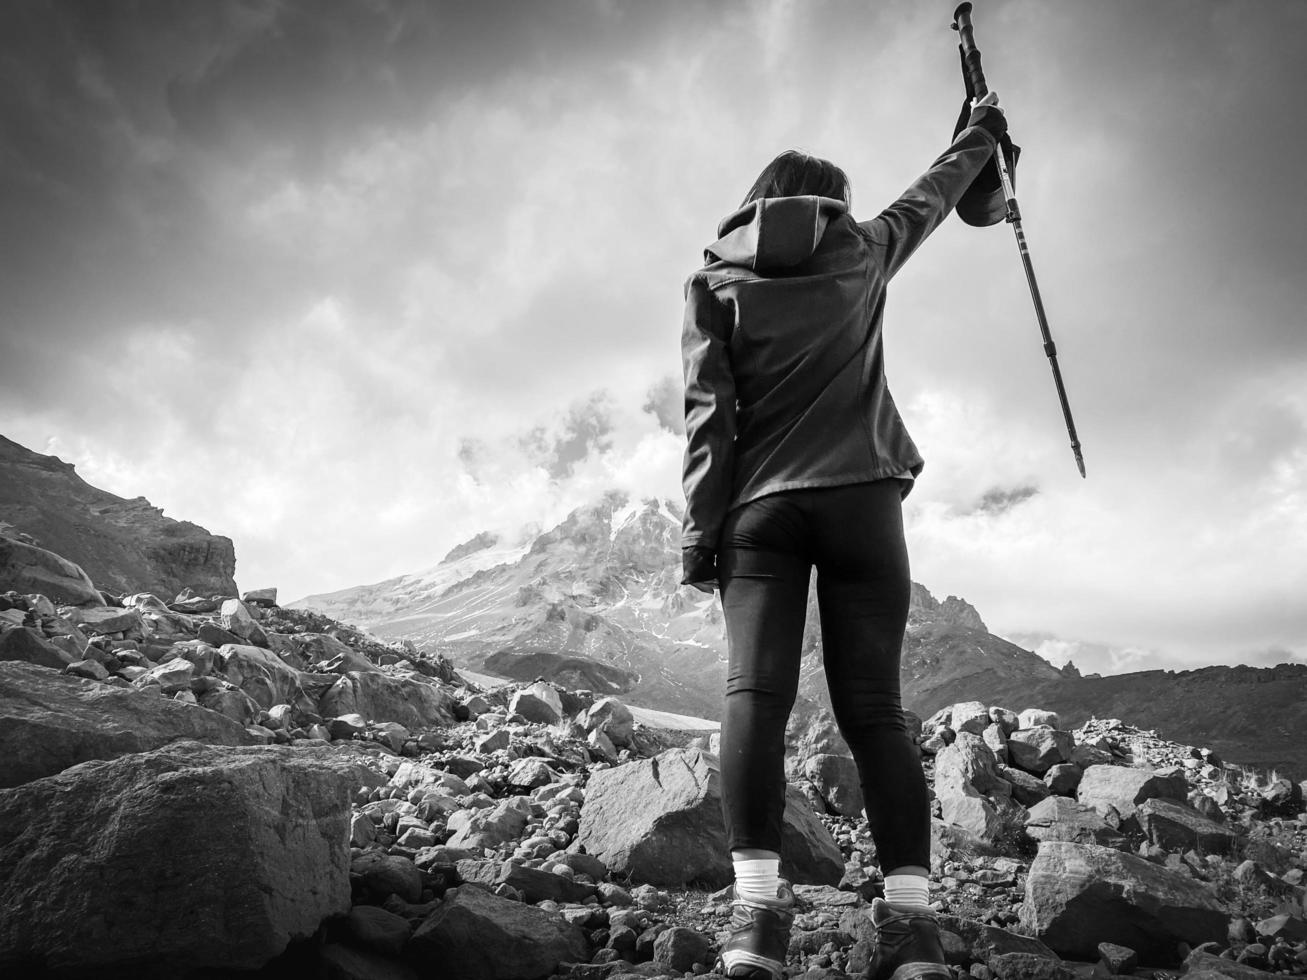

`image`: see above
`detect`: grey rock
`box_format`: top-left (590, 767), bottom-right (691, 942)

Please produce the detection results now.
top-left (1024, 796), bottom-right (1126, 849)
top-left (319, 942), bottom-right (420, 980)
top-left (804, 753), bottom-right (865, 818)
top-left (1075, 764), bottom-right (1188, 823)
top-left (220, 598), bottom-right (267, 645)
top-left (577, 747), bottom-right (842, 887)
top-left (219, 643), bottom-right (310, 711)
top-left (987, 952), bottom-right (1077, 980)
top-left (0, 742), bottom-right (359, 974)
top-left (950, 701), bottom-right (991, 736)
top-left (64, 605), bottom-right (143, 635)
top-left (408, 884), bottom-right (588, 980)
top-left (319, 670), bottom-right (456, 730)
top-left (353, 851), bottom-right (424, 903)
top-left (510, 681), bottom-right (564, 725)
top-left (584, 696), bottom-right (635, 746)
top-left (1018, 709), bottom-right (1059, 729)
top-left (343, 905), bottom-right (412, 957)
top-left (654, 925), bottom-right (713, 971)
top-left (982, 722), bottom-right (1010, 764)
top-left (0, 536), bottom-right (103, 606)
top-left (1135, 798), bottom-right (1237, 855)
top-left (999, 764), bottom-right (1052, 807)
top-left (0, 661), bottom-right (255, 788)
top-left (0, 627), bottom-right (74, 669)
top-left (936, 731), bottom-right (1007, 797)
top-left (1006, 728), bottom-right (1074, 777)
top-left (1020, 840), bottom-right (1226, 963)
top-left (446, 796), bottom-right (531, 850)
top-left (1043, 764), bottom-right (1081, 796)
top-left (65, 658), bottom-right (109, 682)
top-left (289, 632), bottom-right (383, 675)
top-left (133, 657), bottom-right (194, 694)
top-left (936, 915), bottom-right (1059, 961)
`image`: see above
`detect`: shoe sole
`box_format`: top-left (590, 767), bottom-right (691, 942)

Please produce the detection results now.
top-left (888, 963), bottom-right (952, 980)
top-left (717, 949), bottom-right (786, 980)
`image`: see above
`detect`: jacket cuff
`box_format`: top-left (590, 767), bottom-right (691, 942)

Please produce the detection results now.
top-left (681, 546), bottom-right (717, 585)
top-left (965, 104), bottom-right (1007, 143)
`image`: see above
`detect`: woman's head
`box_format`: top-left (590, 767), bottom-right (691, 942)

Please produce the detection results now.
top-left (741, 150), bottom-right (851, 209)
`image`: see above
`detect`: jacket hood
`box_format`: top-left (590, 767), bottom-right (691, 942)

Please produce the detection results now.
top-left (706, 195), bottom-right (849, 271)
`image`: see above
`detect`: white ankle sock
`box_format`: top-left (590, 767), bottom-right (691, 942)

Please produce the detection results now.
top-left (733, 856), bottom-right (781, 902)
top-left (883, 874), bottom-right (930, 908)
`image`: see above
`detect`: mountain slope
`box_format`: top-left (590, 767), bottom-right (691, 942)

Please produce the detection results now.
top-left (0, 435), bottom-right (236, 598)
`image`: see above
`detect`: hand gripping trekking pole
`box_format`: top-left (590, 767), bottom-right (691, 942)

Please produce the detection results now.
top-left (952, 2), bottom-right (1086, 478)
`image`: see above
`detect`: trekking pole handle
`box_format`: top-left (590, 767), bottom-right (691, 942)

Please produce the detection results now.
top-left (952, 3), bottom-right (990, 98)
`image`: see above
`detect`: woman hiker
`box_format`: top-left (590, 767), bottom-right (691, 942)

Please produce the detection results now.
top-left (679, 92), bottom-right (1008, 980)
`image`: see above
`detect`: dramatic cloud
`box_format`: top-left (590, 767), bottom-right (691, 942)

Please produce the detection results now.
top-left (2, 1), bottom-right (1305, 669)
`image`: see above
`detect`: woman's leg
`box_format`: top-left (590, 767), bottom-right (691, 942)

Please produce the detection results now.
top-left (809, 481), bottom-right (931, 879)
top-left (718, 493), bottom-right (812, 857)
top-left (715, 494), bottom-right (810, 979)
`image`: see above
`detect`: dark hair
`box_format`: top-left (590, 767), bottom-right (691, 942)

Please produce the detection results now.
top-left (741, 150), bottom-right (851, 208)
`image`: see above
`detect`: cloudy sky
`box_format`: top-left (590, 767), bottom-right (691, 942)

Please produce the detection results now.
top-left (3, 0), bottom-right (1305, 675)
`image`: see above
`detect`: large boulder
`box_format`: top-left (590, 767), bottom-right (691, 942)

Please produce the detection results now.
top-left (319, 671), bottom-right (456, 730)
top-left (935, 731), bottom-right (1008, 841)
top-left (804, 753), bottom-right (865, 817)
top-left (1006, 727), bottom-right (1074, 777)
top-left (0, 742), bottom-right (360, 974)
top-left (583, 696), bottom-right (634, 746)
top-left (949, 701), bottom-right (991, 736)
top-left (1076, 764), bottom-right (1189, 823)
top-left (0, 661), bottom-right (255, 788)
top-left (935, 731), bottom-right (1007, 797)
top-left (510, 682), bottom-right (564, 725)
top-left (576, 747), bottom-right (843, 887)
top-left (0, 626), bottom-right (74, 670)
top-left (408, 884), bottom-right (588, 979)
top-left (1020, 840), bottom-right (1226, 963)
top-left (218, 643), bottom-right (311, 711)
top-left (1024, 796), bottom-right (1127, 849)
top-left (0, 535), bottom-right (103, 606)
top-left (1135, 798), bottom-right (1237, 855)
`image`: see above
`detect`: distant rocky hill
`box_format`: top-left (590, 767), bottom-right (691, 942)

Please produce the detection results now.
top-left (294, 493), bottom-right (1307, 778)
top-left (0, 434), bottom-right (235, 598)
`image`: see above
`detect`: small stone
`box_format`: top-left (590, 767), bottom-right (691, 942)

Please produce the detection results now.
top-left (65, 659), bottom-right (110, 682)
top-left (343, 905), bottom-right (412, 957)
top-left (1097, 941), bottom-right (1138, 973)
top-left (353, 851), bottom-right (423, 903)
top-left (654, 925), bottom-right (713, 972)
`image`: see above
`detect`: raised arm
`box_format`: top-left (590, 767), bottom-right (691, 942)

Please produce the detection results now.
top-left (859, 100), bottom-right (1007, 280)
top-left (680, 273), bottom-right (736, 585)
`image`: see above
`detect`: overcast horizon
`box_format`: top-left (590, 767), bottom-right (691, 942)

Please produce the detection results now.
top-left (3, 0), bottom-right (1306, 678)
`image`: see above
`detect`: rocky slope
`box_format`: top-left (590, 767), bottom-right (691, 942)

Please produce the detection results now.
top-left (0, 434), bottom-right (236, 598)
top-left (4, 566), bottom-right (1307, 979)
top-left (295, 493), bottom-right (1307, 778)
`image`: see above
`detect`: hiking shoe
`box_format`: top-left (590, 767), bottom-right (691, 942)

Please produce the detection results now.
top-left (863, 898), bottom-right (950, 980)
top-left (715, 880), bottom-right (796, 980)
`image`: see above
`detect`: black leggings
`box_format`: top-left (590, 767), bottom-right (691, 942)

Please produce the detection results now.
top-left (717, 479), bottom-right (929, 872)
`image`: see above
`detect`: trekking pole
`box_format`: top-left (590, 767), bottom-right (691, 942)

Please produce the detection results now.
top-left (952, 2), bottom-right (1087, 478)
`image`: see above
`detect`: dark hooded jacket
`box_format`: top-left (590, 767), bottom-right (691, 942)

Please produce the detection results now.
top-left (680, 116), bottom-right (1002, 556)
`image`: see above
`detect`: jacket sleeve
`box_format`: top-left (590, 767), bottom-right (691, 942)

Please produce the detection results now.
top-left (858, 123), bottom-right (998, 281)
top-left (680, 273), bottom-right (736, 551)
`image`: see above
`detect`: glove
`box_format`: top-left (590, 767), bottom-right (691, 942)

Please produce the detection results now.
top-left (681, 546), bottom-right (718, 590)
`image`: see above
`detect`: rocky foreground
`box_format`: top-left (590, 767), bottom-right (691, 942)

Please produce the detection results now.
top-left (3, 540), bottom-right (1307, 978)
